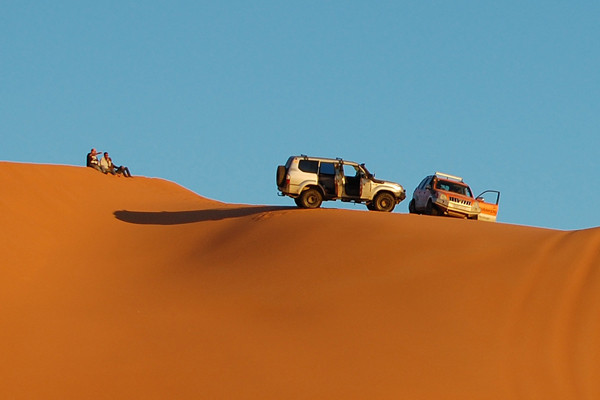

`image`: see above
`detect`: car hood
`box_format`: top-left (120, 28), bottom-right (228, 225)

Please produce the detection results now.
top-left (375, 178), bottom-right (403, 189)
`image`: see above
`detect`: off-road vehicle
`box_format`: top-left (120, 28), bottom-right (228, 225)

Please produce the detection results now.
top-left (409, 172), bottom-right (500, 221)
top-left (276, 155), bottom-right (406, 212)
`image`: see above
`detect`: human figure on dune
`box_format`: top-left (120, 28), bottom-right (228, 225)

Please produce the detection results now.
top-left (100, 152), bottom-right (132, 177)
top-left (86, 148), bottom-right (106, 173)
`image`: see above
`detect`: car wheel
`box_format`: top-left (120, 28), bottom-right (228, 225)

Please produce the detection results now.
top-left (425, 199), bottom-right (439, 216)
top-left (373, 192), bottom-right (395, 212)
top-left (299, 188), bottom-right (323, 209)
top-left (366, 202), bottom-right (376, 211)
top-left (276, 165), bottom-right (286, 186)
top-left (408, 199), bottom-right (417, 214)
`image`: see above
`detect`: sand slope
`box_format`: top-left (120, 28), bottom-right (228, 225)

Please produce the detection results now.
top-left (1, 162), bottom-right (599, 399)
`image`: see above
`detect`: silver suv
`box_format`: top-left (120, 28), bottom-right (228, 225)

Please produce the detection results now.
top-left (276, 155), bottom-right (406, 212)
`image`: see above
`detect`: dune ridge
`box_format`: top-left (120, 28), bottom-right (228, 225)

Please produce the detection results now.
top-left (1, 162), bottom-right (599, 399)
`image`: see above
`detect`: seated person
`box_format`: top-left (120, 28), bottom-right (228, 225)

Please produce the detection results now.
top-left (86, 148), bottom-right (106, 173)
top-left (100, 152), bottom-right (132, 177)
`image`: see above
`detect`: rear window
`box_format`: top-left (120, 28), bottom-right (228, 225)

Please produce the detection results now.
top-left (418, 176), bottom-right (432, 189)
top-left (298, 160), bottom-right (318, 173)
top-left (285, 156), bottom-right (294, 169)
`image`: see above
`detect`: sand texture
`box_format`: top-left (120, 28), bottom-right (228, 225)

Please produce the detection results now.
top-left (1, 162), bottom-right (599, 399)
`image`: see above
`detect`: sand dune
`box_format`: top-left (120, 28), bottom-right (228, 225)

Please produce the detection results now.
top-left (1, 161), bottom-right (599, 399)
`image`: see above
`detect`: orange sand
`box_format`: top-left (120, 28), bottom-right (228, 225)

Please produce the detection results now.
top-left (1, 161), bottom-right (599, 399)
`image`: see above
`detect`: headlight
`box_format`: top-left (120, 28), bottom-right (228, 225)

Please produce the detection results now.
top-left (435, 193), bottom-right (448, 205)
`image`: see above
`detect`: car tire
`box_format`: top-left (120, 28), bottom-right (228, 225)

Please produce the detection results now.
top-left (425, 199), bottom-right (439, 216)
top-left (276, 165), bottom-right (286, 186)
top-left (372, 192), bottom-right (395, 212)
top-left (298, 188), bottom-right (323, 209)
top-left (408, 199), bottom-right (417, 214)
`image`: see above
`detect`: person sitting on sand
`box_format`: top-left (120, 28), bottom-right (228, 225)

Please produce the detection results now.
top-left (86, 148), bottom-right (106, 173)
top-left (100, 152), bottom-right (132, 177)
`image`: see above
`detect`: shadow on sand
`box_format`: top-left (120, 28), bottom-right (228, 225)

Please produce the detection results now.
top-left (114, 206), bottom-right (296, 225)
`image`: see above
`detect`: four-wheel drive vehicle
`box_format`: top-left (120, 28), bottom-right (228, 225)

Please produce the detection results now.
top-left (276, 155), bottom-right (406, 212)
top-left (408, 172), bottom-right (500, 221)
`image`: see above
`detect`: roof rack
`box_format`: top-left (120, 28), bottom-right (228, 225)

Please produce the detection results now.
top-left (435, 171), bottom-right (463, 182)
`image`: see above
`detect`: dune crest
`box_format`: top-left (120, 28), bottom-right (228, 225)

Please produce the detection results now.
top-left (1, 162), bottom-right (599, 399)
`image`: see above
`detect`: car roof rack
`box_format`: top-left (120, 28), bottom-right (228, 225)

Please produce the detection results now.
top-left (435, 171), bottom-right (463, 182)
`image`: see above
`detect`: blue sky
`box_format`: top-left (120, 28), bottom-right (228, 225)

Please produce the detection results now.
top-left (1, 1), bottom-right (598, 230)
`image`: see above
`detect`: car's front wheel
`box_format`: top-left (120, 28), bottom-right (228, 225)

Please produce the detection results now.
top-left (372, 192), bottom-right (395, 212)
top-left (425, 199), bottom-right (439, 216)
top-left (297, 188), bottom-right (323, 209)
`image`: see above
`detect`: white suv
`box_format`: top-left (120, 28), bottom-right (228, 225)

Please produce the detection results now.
top-left (276, 155), bottom-right (406, 212)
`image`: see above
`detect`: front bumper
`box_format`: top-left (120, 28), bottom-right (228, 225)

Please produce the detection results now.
top-left (434, 198), bottom-right (479, 218)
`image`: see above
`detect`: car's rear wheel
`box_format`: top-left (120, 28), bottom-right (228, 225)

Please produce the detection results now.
top-left (408, 199), bottom-right (417, 214)
top-left (298, 188), bottom-right (323, 209)
top-left (372, 192), bottom-right (395, 212)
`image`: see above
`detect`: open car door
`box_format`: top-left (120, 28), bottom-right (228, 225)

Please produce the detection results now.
top-left (476, 190), bottom-right (500, 222)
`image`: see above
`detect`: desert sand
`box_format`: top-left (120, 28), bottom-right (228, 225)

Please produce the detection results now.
top-left (1, 161), bottom-right (599, 399)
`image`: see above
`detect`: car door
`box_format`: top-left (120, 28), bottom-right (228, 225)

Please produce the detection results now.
top-left (318, 162), bottom-right (337, 198)
top-left (414, 176), bottom-right (431, 210)
top-left (334, 162), bottom-right (344, 198)
top-left (476, 190), bottom-right (501, 222)
top-left (341, 164), bottom-right (360, 198)
top-left (357, 166), bottom-right (374, 200)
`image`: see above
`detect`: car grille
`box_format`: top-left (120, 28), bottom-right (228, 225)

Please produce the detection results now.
top-left (449, 196), bottom-right (471, 206)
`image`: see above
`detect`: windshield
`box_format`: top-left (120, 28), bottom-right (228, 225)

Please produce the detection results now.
top-left (436, 180), bottom-right (473, 197)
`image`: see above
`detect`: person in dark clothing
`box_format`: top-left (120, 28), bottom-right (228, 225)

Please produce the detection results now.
top-left (86, 148), bottom-right (105, 173)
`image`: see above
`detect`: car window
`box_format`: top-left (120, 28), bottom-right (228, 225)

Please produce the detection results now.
top-left (437, 180), bottom-right (473, 197)
top-left (319, 162), bottom-right (336, 175)
top-left (418, 177), bottom-right (431, 189)
top-left (476, 190), bottom-right (499, 204)
top-left (285, 156), bottom-right (294, 169)
top-left (298, 160), bottom-right (318, 173)
top-left (342, 164), bottom-right (358, 177)
top-left (437, 181), bottom-right (451, 191)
